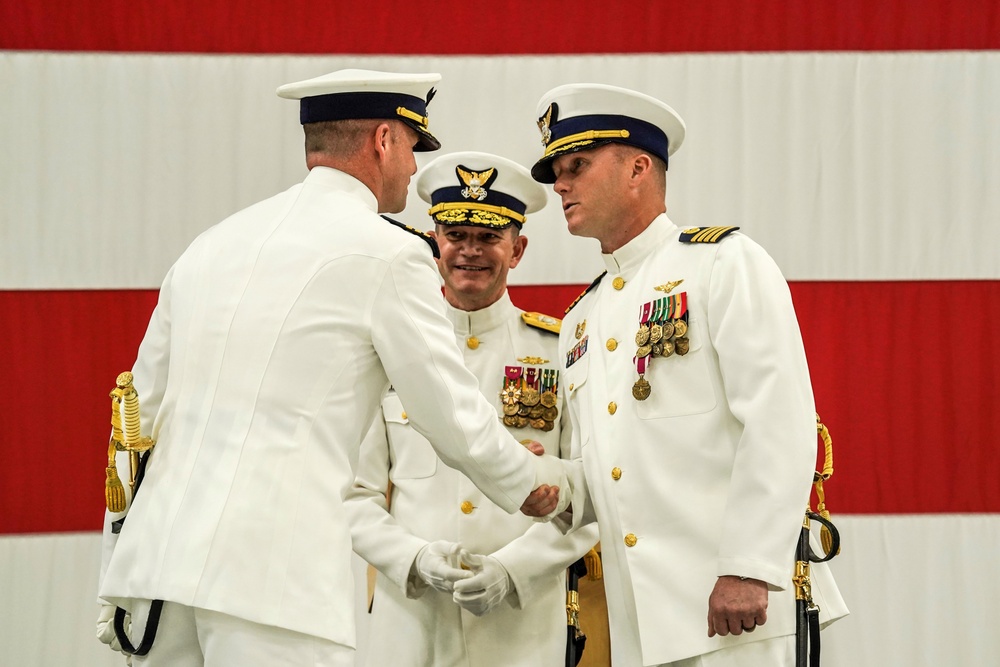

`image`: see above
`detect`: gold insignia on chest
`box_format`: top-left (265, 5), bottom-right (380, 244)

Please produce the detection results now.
top-left (654, 279), bottom-right (684, 294)
top-left (575, 320), bottom-right (586, 340)
top-left (518, 356), bottom-right (549, 365)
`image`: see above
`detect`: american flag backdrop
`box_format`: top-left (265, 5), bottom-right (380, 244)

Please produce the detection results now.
top-left (1, 2), bottom-right (998, 664)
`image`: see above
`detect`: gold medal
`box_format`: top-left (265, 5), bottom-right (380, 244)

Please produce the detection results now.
top-left (529, 417), bottom-right (546, 430)
top-left (662, 321), bottom-right (675, 339)
top-left (632, 375), bottom-right (651, 401)
top-left (502, 402), bottom-right (519, 416)
top-left (529, 405), bottom-right (544, 419)
top-left (541, 420), bottom-right (555, 432)
top-left (540, 390), bottom-right (557, 408)
top-left (502, 415), bottom-right (518, 427)
top-left (637, 344), bottom-right (652, 358)
top-left (515, 416), bottom-right (529, 429)
top-left (635, 324), bottom-right (650, 346)
top-left (500, 385), bottom-right (522, 405)
top-left (662, 339), bottom-right (675, 357)
top-left (521, 387), bottom-right (541, 407)
top-left (542, 406), bottom-right (559, 421)
top-left (675, 337), bottom-right (690, 356)
top-left (673, 319), bottom-right (688, 337)
top-left (518, 403), bottom-right (531, 417)
top-left (649, 323), bottom-right (663, 344)
top-left (651, 341), bottom-right (664, 357)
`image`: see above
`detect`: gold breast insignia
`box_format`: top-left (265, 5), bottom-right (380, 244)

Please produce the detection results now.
top-left (654, 279), bottom-right (684, 294)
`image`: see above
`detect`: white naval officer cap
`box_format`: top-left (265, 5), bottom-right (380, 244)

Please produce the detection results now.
top-left (276, 69), bottom-right (442, 151)
top-left (416, 151), bottom-right (548, 229)
top-left (530, 83), bottom-right (686, 183)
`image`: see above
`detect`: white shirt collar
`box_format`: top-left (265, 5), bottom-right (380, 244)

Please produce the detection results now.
top-left (446, 291), bottom-right (516, 337)
top-left (601, 213), bottom-right (679, 277)
top-left (305, 166), bottom-right (378, 212)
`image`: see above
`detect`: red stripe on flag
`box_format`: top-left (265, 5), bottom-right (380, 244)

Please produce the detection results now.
top-left (2, 0), bottom-right (999, 54)
top-left (2, 281), bottom-right (998, 534)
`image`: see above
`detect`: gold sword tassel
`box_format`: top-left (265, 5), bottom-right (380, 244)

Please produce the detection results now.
top-left (814, 415), bottom-right (839, 555)
top-left (105, 389), bottom-right (127, 512)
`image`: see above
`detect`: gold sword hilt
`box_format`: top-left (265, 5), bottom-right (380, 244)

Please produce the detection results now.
top-left (104, 373), bottom-right (156, 510)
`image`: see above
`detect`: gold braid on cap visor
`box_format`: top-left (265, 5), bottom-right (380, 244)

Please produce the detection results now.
top-left (543, 129), bottom-right (630, 157)
top-left (396, 106), bottom-right (429, 130)
top-left (428, 202), bottom-right (526, 228)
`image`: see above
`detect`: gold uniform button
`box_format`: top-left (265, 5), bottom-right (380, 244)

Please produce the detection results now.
top-left (460, 501), bottom-right (475, 514)
top-left (606, 338), bottom-right (618, 351)
top-left (568, 383), bottom-right (575, 391)
top-left (612, 276), bottom-right (625, 290)
top-left (466, 336), bottom-right (480, 349)
top-left (608, 402), bottom-right (617, 415)
top-left (611, 467), bottom-right (622, 480)
top-left (624, 533), bottom-right (638, 547)
top-left (401, 411), bottom-right (407, 420)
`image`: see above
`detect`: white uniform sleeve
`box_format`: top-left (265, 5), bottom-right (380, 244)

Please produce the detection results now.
top-left (708, 237), bottom-right (816, 588)
top-left (98, 264), bottom-right (175, 600)
top-left (345, 411), bottom-right (429, 596)
top-left (491, 392), bottom-right (599, 608)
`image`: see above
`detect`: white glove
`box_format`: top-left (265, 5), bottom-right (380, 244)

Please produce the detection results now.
top-left (532, 454), bottom-right (572, 519)
top-left (452, 553), bottom-right (511, 616)
top-left (96, 603), bottom-right (132, 664)
top-left (415, 540), bottom-right (473, 593)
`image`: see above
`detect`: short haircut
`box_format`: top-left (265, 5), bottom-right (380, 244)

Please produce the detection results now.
top-left (303, 118), bottom-right (381, 157)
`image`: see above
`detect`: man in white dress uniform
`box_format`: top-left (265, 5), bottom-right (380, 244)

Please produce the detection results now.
top-left (94, 70), bottom-right (572, 667)
top-left (347, 152), bottom-right (601, 666)
top-left (528, 84), bottom-right (848, 667)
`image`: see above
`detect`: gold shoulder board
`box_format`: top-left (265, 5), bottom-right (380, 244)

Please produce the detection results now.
top-left (679, 226), bottom-right (740, 244)
top-left (564, 271), bottom-right (607, 315)
top-left (381, 215), bottom-right (440, 258)
top-left (521, 311), bottom-right (561, 335)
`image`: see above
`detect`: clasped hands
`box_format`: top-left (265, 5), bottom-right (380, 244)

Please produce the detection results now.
top-left (518, 439), bottom-right (568, 519)
top-left (415, 541), bottom-right (511, 616)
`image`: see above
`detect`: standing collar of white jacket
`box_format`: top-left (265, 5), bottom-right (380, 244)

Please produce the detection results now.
top-left (601, 213), bottom-right (679, 278)
top-left (445, 291), bottom-right (516, 337)
top-left (305, 165), bottom-right (379, 212)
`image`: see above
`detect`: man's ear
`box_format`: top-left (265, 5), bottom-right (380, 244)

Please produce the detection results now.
top-left (509, 233), bottom-right (528, 269)
top-left (373, 122), bottom-right (392, 161)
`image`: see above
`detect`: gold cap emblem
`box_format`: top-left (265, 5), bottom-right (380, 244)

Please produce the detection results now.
top-left (456, 165), bottom-right (496, 201)
top-left (537, 103), bottom-right (556, 146)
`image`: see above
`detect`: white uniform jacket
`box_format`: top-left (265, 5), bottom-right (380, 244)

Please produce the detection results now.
top-left (560, 215), bottom-right (847, 665)
top-left (347, 293), bottom-right (599, 666)
top-left (98, 167), bottom-right (547, 649)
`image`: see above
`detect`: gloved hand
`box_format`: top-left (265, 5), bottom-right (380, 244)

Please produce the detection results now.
top-left (96, 603), bottom-right (132, 664)
top-left (452, 553), bottom-right (511, 616)
top-left (415, 540), bottom-right (473, 593)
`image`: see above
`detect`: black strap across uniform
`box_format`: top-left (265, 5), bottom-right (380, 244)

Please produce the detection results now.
top-left (796, 511), bottom-right (841, 667)
top-left (110, 450), bottom-right (167, 657)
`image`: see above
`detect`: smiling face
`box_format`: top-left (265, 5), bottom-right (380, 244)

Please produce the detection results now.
top-left (433, 224), bottom-right (528, 311)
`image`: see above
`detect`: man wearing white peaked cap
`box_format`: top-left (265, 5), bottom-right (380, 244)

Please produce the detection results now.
top-left (347, 151), bottom-right (603, 666)
top-left (95, 70), bottom-right (573, 666)
top-left (527, 82), bottom-right (848, 666)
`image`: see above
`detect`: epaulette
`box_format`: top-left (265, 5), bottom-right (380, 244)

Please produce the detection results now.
top-left (679, 226), bottom-right (740, 244)
top-left (381, 215), bottom-right (440, 258)
top-left (521, 311), bottom-right (561, 335)
top-left (564, 271), bottom-right (606, 315)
